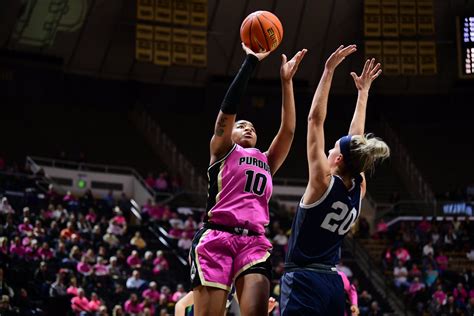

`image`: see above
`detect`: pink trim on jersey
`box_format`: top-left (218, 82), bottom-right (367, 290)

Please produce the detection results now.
top-left (338, 271), bottom-right (358, 306)
top-left (208, 144), bottom-right (272, 234)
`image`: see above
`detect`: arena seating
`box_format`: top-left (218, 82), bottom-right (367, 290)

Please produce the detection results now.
top-left (361, 217), bottom-right (474, 314)
top-left (0, 170), bottom-right (188, 316)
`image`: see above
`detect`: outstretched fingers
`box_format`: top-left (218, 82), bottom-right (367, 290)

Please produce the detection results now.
top-left (339, 45), bottom-right (357, 58)
top-left (370, 62), bottom-right (381, 75)
top-left (371, 69), bottom-right (382, 80)
top-left (366, 58), bottom-right (375, 75)
top-left (361, 59), bottom-right (370, 77)
top-left (281, 53), bottom-right (288, 66)
top-left (293, 48), bottom-right (308, 66)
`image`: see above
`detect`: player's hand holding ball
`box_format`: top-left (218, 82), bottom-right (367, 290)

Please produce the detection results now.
top-left (240, 10), bottom-right (284, 60)
top-left (241, 42), bottom-right (271, 61)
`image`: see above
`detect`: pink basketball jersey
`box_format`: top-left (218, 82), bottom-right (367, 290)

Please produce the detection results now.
top-left (205, 144), bottom-right (273, 234)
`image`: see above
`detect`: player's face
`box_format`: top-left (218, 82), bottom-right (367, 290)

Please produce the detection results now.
top-left (232, 120), bottom-right (257, 148)
top-left (328, 141), bottom-right (342, 170)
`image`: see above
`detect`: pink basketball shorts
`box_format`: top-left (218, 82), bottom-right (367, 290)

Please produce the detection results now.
top-left (190, 227), bottom-right (272, 291)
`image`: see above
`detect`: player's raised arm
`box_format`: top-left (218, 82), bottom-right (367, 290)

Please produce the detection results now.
top-left (210, 43), bottom-right (270, 165)
top-left (347, 58), bottom-right (382, 197)
top-left (266, 49), bottom-right (307, 175)
top-left (304, 45), bottom-right (357, 204)
top-left (348, 58), bottom-right (382, 136)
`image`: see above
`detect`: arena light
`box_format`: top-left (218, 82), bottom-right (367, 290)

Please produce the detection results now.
top-left (77, 179), bottom-right (87, 189)
top-left (457, 16), bottom-right (474, 78)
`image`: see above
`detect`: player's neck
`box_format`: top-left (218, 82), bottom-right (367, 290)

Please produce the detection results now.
top-left (335, 172), bottom-right (353, 190)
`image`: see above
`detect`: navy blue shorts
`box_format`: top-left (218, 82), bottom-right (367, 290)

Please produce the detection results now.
top-left (280, 270), bottom-right (344, 316)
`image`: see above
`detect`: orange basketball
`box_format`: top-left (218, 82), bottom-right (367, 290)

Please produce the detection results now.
top-left (240, 11), bottom-right (283, 53)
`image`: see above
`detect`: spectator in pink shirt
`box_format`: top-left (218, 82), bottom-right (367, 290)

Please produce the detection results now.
top-left (142, 199), bottom-right (154, 216)
top-left (178, 232), bottom-right (192, 251)
top-left (148, 202), bottom-right (164, 221)
top-left (67, 277), bottom-right (79, 296)
top-left (408, 277), bottom-right (425, 296)
top-left (88, 292), bottom-right (102, 313)
top-left (63, 190), bottom-right (75, 203)
top-left (24, 239), bottom-right (39, 261)
top-left (9, 237), bottom-right (25, 257)
top-left (139, 298), bottom-right (155, 316)
top-left (433, 285), bottom-right (447, 305)
top-left (395, 246), bottom-right (411, 265)
top-left (77, 256), bottom-right (93, 276)
top-left (436, 251), bottom-right (449, 272)
top-left (161, 205), bottom-right (172, 221)
top-left (142, 281), bottom-right (160, 304)
top-left (107, 208), bottom-right (127, 236)
top-left (382, 246), bottom-right (393, 269)
top-left (169, 222), bottom-right (183, 239)
top-left (145, 173), bottom-right (155, 188)
top-left (85, 208), bottom-right (97, 224)
top-left (154, 173), bottom-right (168, 192)
top-left (71, 288), bottom-right (89, 315)
top-left (418, 217), bottom-right (431, 234)
top-left (453, 282), bottom-right (468, 304)
top-left (127, 250), bottom-right (142, 269)
top-left (39, 208), bottom-right (53, 221)
top-left (376, 218), bottom-right (388, 236)
top-left (38, 242), bottom-right (54, 261)
top-left (172, 284), bottom-right (187, 303)
top-left (159, 285), bottom-right (171, 306)
top-left (94, 257), bottom-right (109, 277)
top-left (153, 251), bottom-right (169, 275)
top-left (124, 293), bottom-right (143, 315)
top-left (184, 216), bottom-right (197, 230)
top-left (32, 221), bottom-right (45, 238)
top-left (112, 208), bottom-right (127, 225)
top-left (18, 218), bottom-right (33, 236)
top-left (409, 263), bottom-right (422, 279)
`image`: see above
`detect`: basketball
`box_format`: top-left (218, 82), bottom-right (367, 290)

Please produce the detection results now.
top-left (240, 11), bottom-right (283, 53)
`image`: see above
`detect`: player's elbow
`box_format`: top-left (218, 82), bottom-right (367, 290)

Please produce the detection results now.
top-left (307, 114), bottom-right (324, 125)
top-left (282, 127), bottom-right (295, 138)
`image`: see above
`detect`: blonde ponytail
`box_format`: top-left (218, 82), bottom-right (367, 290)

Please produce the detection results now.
top-left (349, 133), bottom-right (390, 174)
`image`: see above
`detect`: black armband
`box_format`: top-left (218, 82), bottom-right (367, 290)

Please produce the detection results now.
top-left (220, 54), bottom-right (259, 114)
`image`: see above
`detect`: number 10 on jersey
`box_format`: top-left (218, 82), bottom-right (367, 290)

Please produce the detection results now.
top-left (244, 170), bottom-right (267, 196)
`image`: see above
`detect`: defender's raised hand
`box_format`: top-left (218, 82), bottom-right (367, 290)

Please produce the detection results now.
top-left (280, 49), bottom-right (308, 82)
top-left (350, 58), bottom-right (382, 92)
top-left (325, 44), bottom-right (357, 72)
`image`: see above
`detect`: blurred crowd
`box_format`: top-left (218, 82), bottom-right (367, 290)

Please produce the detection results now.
top-left (374, 217), bottom-right (474, 315)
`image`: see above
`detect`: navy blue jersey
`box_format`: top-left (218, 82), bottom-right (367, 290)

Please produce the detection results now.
top-left (286, 175), bottom-right (363, 266)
